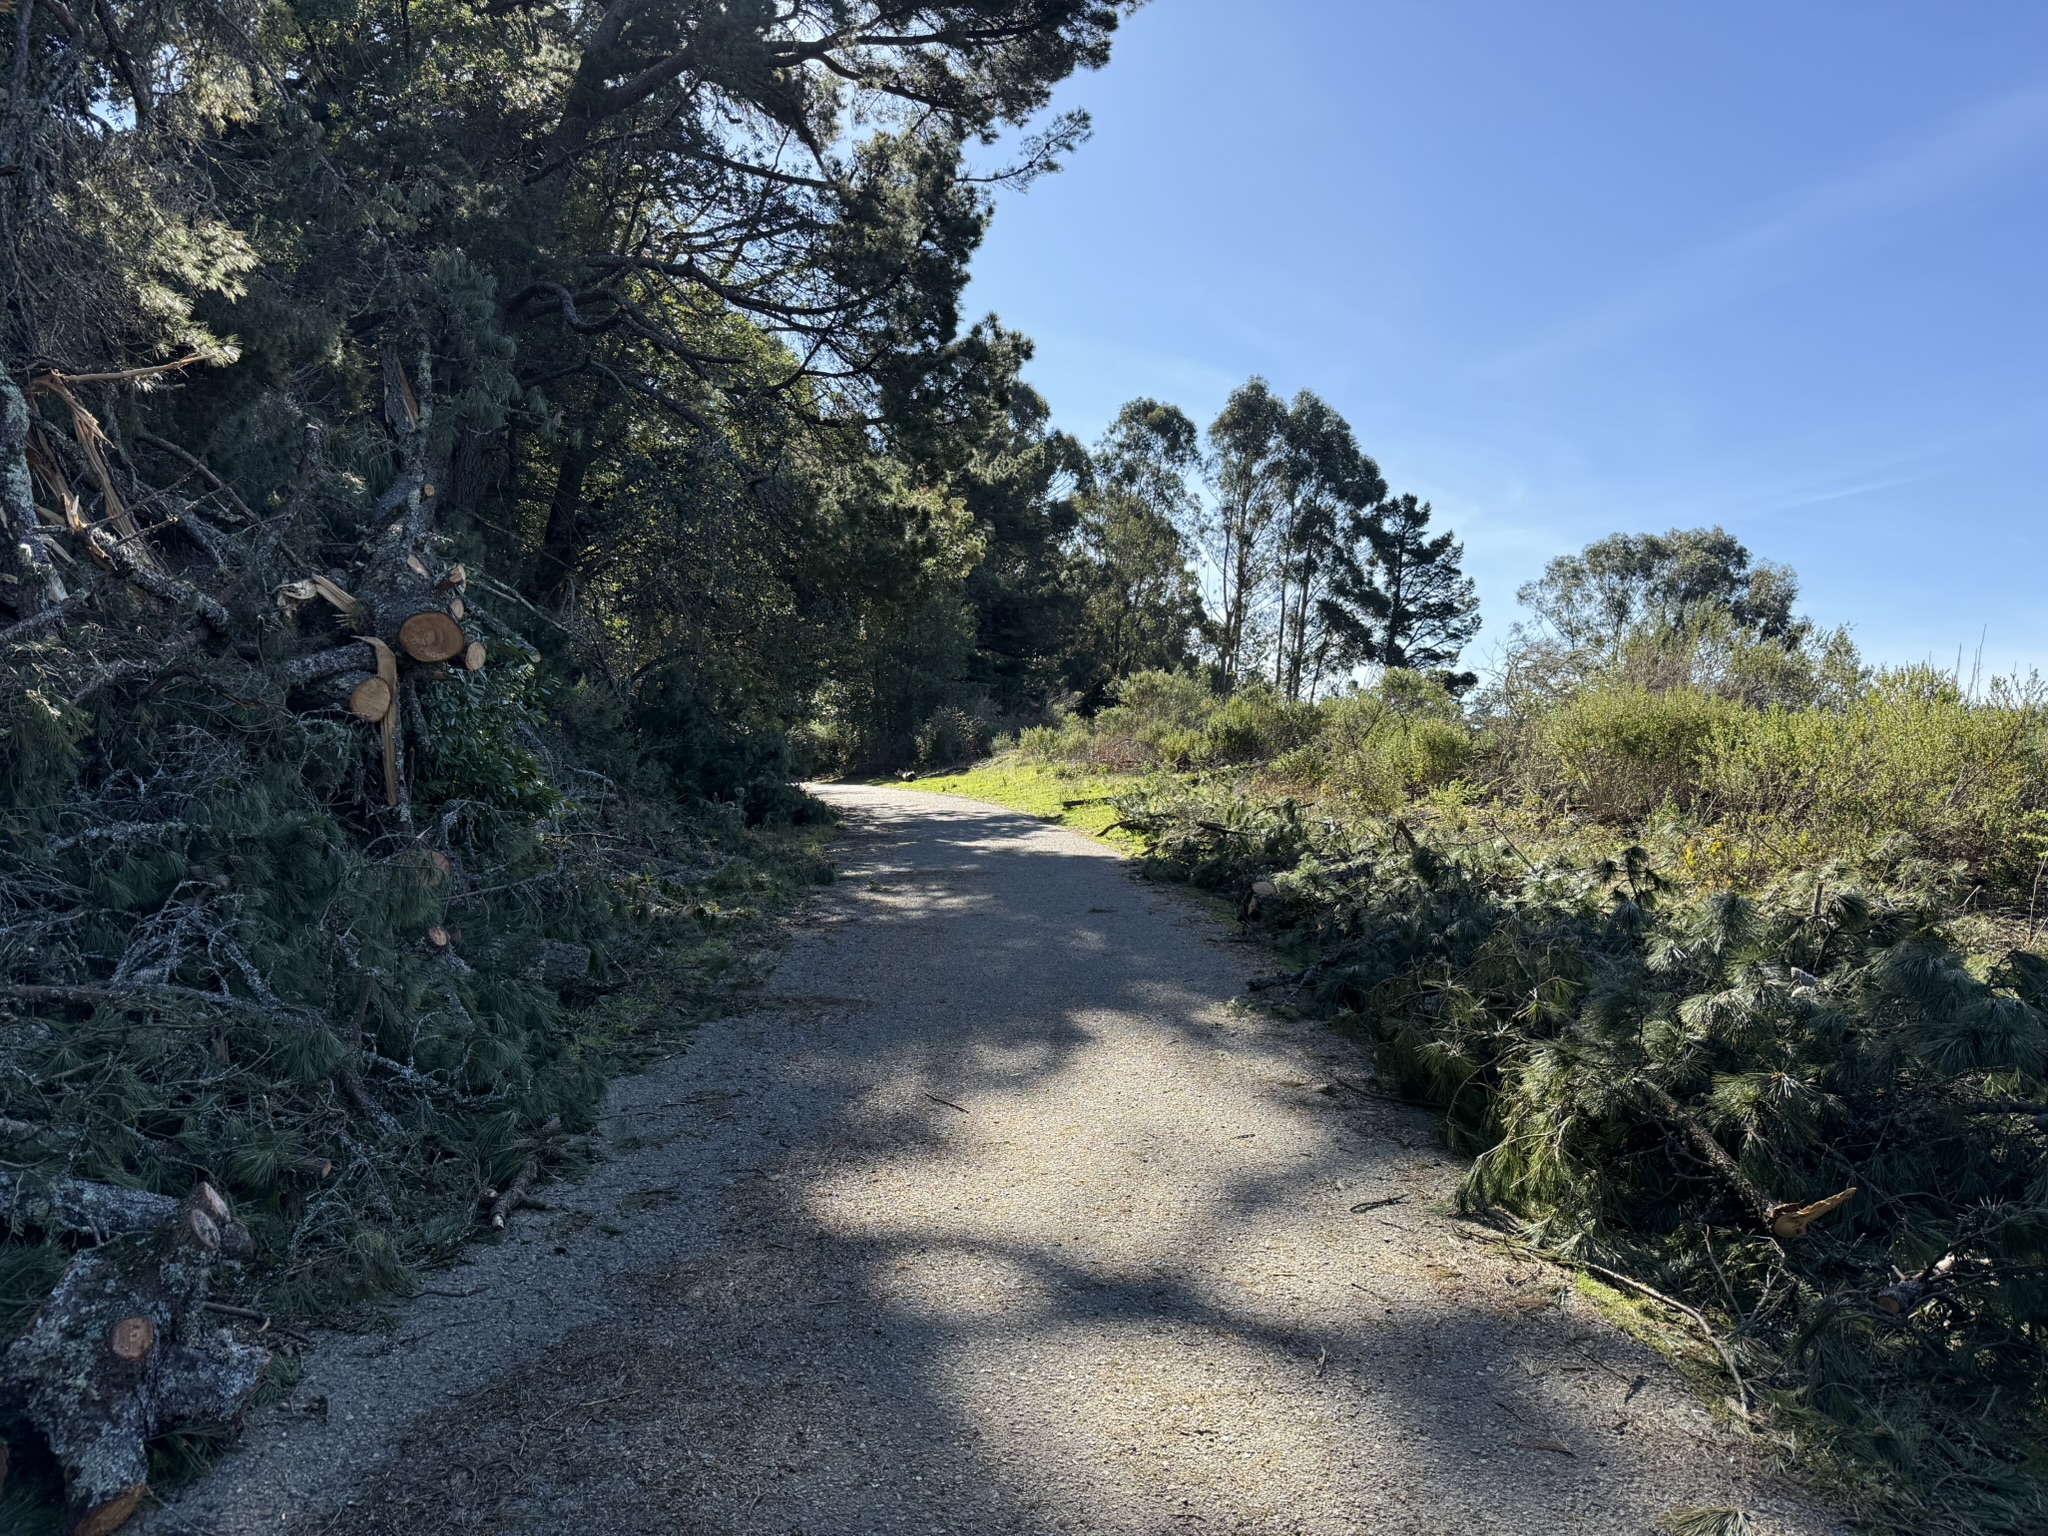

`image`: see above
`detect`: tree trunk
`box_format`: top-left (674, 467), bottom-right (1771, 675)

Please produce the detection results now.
top-left (537, 429), bottom-right (600, 599)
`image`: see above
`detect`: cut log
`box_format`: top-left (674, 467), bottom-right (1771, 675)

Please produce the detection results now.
top-left (349, 675), bottom-right (393, 722)
top-left (0, 1172), bottom-right (179, 1239)
top-left (448, 594), bottom-right (465, 621)
top-left (363, 637), bottom-right (401, 807)
top-left (397, 610), bottom-right (465, 664)
top-left (0, 1183), bottom-right (269, 1534)
top-left (489, 1156), bottom-right (537, 1229)
top-left (462, 640), bottom-right (486, 672)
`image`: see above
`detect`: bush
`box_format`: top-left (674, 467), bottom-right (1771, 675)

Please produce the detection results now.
top-left (1076, 669), bottom-right (1217, 769)
top-left (1275, 673), bottom-right (1476, 811)
top-left (1542, 684), bottom-right (1742, 820)
top-left (914, 705), bottom-right (993, 770)
top-left (1188, 683), bottom-right (1318, 766)
top-left (1701, 669), bottom-right (2048, 881)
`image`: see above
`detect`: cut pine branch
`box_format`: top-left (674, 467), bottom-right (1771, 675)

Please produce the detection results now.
top-left (1635, 1080), bottom-right (1854, 1240)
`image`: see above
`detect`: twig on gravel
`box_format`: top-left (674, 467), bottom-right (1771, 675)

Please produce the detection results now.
top-left (1349, 1195), bottom-right (1406, 1214)
top-left (923, 1093), bottom-right (970, 1114)
top-left (202, 1301), bottom-right (313, 1342)
top-left (1326, 1072), bottom-right (1406, 1105)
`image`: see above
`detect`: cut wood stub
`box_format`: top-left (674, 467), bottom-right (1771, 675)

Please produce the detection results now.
top-left (1768, 1186), bottom-right (1857, 1241)
top-left (462, 640), bottom-right (486, 671)
top-left (397, 609), bottom-right (465, 664)
top-left (108, 1317), bottom-right (155, 1365)
top-left (349, 675), bottom-right (393, 722)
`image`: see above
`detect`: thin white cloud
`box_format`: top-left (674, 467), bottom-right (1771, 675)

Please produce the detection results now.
top-left (1480, 76), bottom-right (2048, 375)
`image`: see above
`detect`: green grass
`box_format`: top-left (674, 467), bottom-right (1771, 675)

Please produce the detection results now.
top-left (887, 757), bottom-right (1147, 845)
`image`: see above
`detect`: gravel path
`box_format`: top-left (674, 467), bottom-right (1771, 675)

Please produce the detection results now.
top-left (145, 785), bottom-right (1845, 1536)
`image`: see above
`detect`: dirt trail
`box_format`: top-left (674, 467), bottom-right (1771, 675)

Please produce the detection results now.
top-left (144, 785), bottom-right (1844, 1536)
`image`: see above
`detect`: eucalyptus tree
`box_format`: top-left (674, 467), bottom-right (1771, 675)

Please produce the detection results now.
top-left (1271, 390), bottom-right (1384, 701)
top-left (1517, 526), bottom-right (1803, 651)
top-left (1199, 379), bottom-right (1292, 689)
top-left (1069, 398), bottom-right (1205, 700)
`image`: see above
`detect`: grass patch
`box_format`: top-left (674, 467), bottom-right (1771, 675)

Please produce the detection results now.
top-left (888, 756), bottom-right (1148, 845)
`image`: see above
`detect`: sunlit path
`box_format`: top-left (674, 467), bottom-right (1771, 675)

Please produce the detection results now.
top-left (153, 788), bottom-right (1840, 1536)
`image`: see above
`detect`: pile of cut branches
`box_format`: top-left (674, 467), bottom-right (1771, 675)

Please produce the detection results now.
top-left (0, 353), bottom-right (824, 1530)
top-left (1123, 783), bottom-right (2048, 1535)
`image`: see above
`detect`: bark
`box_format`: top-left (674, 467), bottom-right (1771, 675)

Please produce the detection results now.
top-left (537, 430), bottom-right (599, 598)
top-left (0, 1173), bottom-right (180, 1240)
top-left (1, 375), bottom-right (67, 613)
top-left (538, 939), bottom-right (591, 989)
top-left (0, 1184), bottom-right (269, 1534)
top-left (281, 640), bottom-right (377, 687)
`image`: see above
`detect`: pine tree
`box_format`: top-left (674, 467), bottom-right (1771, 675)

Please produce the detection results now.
top-left (1359, 494), bottom-right (1480, 677)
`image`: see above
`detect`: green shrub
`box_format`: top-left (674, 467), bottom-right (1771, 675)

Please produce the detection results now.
top-left (1189, 683), bottom-right (1318, 766)
top-left (1078, 669), bottom-right (1217, 769)
top-left (915, 705), bottom-right (992, 769)
top-left (1280, 674), bottom-right (1477, 810)
top-left (1543, 684), bottom-right (1741, 820)
top-left (1701, 668), bottom-right (2048, 881)
top-left (417, 659), bottom-right (563, 821)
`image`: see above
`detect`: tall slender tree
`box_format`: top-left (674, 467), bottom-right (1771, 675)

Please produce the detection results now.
top-left (1199, 379), bottom-right (1291, 688)
top-left (1069, 400), bottom-right (1205, 700)
top-left (1272, 391), bottom-right (1385, 700)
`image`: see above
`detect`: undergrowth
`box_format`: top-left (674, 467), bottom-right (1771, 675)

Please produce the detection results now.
top-left (0, 618), bottom-right (833, 1523)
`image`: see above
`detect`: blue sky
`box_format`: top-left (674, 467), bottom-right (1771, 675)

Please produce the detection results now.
top-left (960, 1), bottom-right (2048, 675)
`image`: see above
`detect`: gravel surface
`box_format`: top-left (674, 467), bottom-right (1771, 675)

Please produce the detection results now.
top-left (142, 784), bottom-right (1847, 1536)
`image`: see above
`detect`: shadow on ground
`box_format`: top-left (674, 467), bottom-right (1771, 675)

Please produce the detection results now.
top-left (189, 787), bottom-right (1838, 1536)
